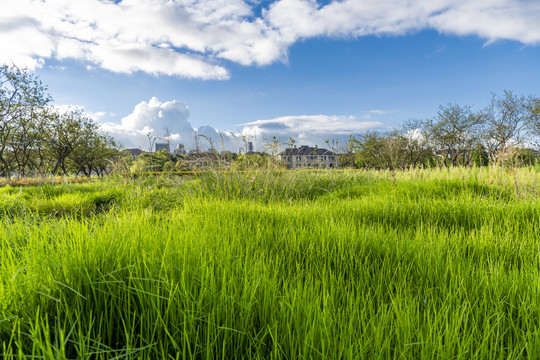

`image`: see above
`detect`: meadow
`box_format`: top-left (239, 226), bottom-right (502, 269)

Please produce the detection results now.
top-left (1, 167), bottom-right (539, 359)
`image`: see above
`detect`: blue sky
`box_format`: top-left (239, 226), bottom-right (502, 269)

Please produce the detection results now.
top-left (2, 0), bottom-right (540, 150)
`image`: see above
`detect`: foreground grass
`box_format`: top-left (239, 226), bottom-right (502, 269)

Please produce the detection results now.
top-left (1, 167), bottom-right (539, 359)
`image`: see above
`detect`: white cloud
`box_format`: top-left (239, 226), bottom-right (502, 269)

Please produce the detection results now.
top-left (96, 98), bottom-right (384, 151)
top-left (265, 0), bottom-right (540, 45)
top-left (97, 97), bottom-right (239, 151)
top-left (99, 97), bottom-right (195, 149)
top-left (241, 114), bottom-right (383, 148)
top-left (428, 1), bottom-right (540, 44)
top-left (362, 109), bottom-right (394, 119)
top-left (51, 104), bottom-right (109, 123)
top-left (1, 0), bottom-right (539, 78)
top-left (88, 41), bottom-right (229, 79)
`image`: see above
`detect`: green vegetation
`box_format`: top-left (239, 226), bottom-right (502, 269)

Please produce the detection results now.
top-left (0, 64), bottom-right (119, 178)
top-left (1, 167), bottom-right (539, 359)
top-left (341, 92), bottom-right (540, 170)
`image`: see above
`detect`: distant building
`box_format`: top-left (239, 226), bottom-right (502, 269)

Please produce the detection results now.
top-left (277, 145), bottom-right (338, 169)
top-left (173, 143), bottom-right (186, 156)
top-left (155, 143), bottom-right (170, 153)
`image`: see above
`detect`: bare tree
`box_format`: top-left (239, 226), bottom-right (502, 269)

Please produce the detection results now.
top-left (479, 90), bottom-right (530, 165)
top-left (527, 96), bottom-right (540, 142)
top-left (400, 118), bottom-right (433, 168)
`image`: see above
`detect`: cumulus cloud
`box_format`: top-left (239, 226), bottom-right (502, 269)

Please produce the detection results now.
top-left (241, 114), bottom-right (384, 148)
top-left (98, 97), bottom-right (239, 151)
top-left (96, 98), bottom-right (384, 151)
top-left (100, 97), bottom-right (195, 149)
top-left (1, 0), bottom-right (539, 78)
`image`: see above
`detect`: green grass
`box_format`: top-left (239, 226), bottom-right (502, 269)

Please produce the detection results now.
top-left (1, 167), bottom-right (539, 359)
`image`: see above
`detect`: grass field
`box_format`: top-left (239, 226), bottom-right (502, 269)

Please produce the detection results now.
top-left (1, 167), bottom-right (539, 359)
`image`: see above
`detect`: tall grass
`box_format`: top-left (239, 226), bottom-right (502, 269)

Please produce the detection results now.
top-left (1, 167), bottom-right (539, 358)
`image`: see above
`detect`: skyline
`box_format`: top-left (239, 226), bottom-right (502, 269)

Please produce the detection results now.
top-left (2, 0), bottom-right (540, 150)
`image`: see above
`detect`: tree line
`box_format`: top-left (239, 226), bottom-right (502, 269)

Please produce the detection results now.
top-left (340, 91), bottom-right (540, 169)
top-left (3, 62), bottom-right (540, 178)
top-left (0, 64), bottom-right (119, 179)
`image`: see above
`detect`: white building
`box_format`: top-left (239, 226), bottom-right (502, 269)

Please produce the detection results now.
top-left (173, 143), bottom-right (186, 156)
top-left (278, 145), bottom-right (338, 169)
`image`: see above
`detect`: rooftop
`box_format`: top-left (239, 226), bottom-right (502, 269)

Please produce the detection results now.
top-left (279, 145), bottom-right (336, 156)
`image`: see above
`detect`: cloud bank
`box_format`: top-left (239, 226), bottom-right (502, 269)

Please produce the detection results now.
top-left (241, 114), bottom-right (384, 149)
top-left (97, 98), bottom-right (383, 151)
top-left (1, 0), bottom-right (540, 78)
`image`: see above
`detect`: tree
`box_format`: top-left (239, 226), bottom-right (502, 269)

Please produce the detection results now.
top-left (67, 117), bottom-right (118, 176)
top-left (425, 103), bottom-right (481, 167)
top-left (9, 105), bottom-right (50, 177)
top-left (339, 135), bottom-right (359, 168)
top-left (400, 119), bottom-right (433, 168)
top-left (479, 91), bottom-right (530, 165)
top-left (471, 143), bottom-right (489, 167)
top-left (0, 64), bottom-right (51, 178)
top-left (351, 131), bottom-right (385, 168)
top-left (0, 64), bottom-right (120, 178)
top-left (379, 130), bottom-right (408, 170)
top-left (350, 131), bottom-right (406, 170)
top-left (46, 109), bottom-right (86, 175)
top-left (527, 96), bottom-right (540, 140)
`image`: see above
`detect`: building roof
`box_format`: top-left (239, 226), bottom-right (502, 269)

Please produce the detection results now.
top-left (279, 146), bottom-right (336, 156)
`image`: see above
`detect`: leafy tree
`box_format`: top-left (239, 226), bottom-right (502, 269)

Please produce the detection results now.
top-left (67, 118), bottom-right (115, 176)
top-left (339, 135), bottom-right (359, 168)
top-left (9, 105), bottom-right (50, 177)
top-left (0, 64), bottom-right (51, 178)
top-left (379, 130), bottom-right (408, 170)
top-left (351, 131), bottom-right (407, 170)
top-left (73, 134), bottom-right (119, 177)
top-left (471, 143), bottom-right (489, 167)
top-left (350, 132), bottom-right (385, 168)
top-left (46, 109), bottom-right (88, 175)
top-left (0, 64), bottom-right (119, 178)
top-left (425, 103), bottom-right (481, 167)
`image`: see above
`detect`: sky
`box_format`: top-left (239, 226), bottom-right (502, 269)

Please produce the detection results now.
top-left (1, 0), bottom-right (540, 152)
